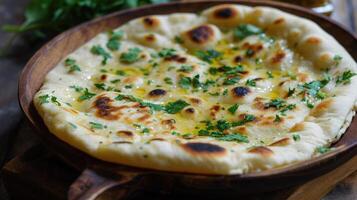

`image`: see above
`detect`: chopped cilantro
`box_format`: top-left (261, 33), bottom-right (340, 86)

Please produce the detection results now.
top-left (164, 100), bottom-right (190, 114)
top-left (216, 120), bottom-right (231, 131)
top-left (178, 77), bottom-right (192, 89)
top-left (195, 49), bottom-right (221, 63)
top-left (336, 70), bottom-right (356, 85)
top-left (142, 127), bottom-right (150, 134)
top-left (231, 114), bottom-right (256, 126)
top-left (78, 88), bottom-right (96, 101)
top-left (124, 85), bottom-right (133, 89)
top-left (120, 47), bottom-right (141, 63)
top-left (228, 104), bottom-right (239, 114)
top-left (267, 71), bottom-right (273, 78)
top-left (245, 79), bottom-right (257, 87)
top-left (70, 85), bottom-right (83, 92)
top-left (209, 67), bottom-right (218, 75)
top-left (316, 146), bottom-right (330, 154)
top-left (158, 48), bottom-right (176, 58)
top-left (274, 114), bottom-right (281, 122)
top-left (177, 65), bottom-right (193, 73)
top-left (110, 79), bottom-right (121, 84)
top-left (65, 58), bottom-right (81, 73)
top-left (174, 36), bottom-right (183, 44)
top-left (39, 94), bottom-right (50, 104)
top-left (171, 131), bottom-right (181, 136)
top-left (302, 79), bottom-right (329, 98)
top-left (233, 24), bottom-right (263, 40)
top-left (223, 77), bottom-right (240, 85)
top-left (116, 70), bottom-right (126, 76)
top-left (89, 122), bottom-right (104, 129)
top-left (94, 83), bottom-right (106, 90)
top-left (265, 98), bottom-right (286, 109)
top-left (293, 134), bottom-right (301, 141)
top-left (106, 30), bottom-right (123, 51)
top-left (280, 104), bottom-right (296, 115)
top-left (333, 55), bottom-right (342, 65)
top-left (90, 45), bottom-right (112, 65)
top-left (50, 96), bottom-right (61, 106)
top-left (164, 77), bottom-right (173, 85)
top-left (222, 89), bottom-right (228, 96)
top-left (287, 88), bottom-right (295, 97)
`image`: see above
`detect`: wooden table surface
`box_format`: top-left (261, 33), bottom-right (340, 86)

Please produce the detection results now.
top-left (0, 0), bottom-right (356, 199)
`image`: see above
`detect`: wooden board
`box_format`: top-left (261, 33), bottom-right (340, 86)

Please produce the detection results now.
top-left (2, 145), bottom-right (357, 200)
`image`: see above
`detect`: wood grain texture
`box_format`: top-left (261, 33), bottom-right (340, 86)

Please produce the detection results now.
top-left (16, 0), bottom-right (357, 199)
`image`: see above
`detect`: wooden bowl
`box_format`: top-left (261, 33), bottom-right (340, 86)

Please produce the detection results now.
top-left (18, 0), bottom-right (357, 199)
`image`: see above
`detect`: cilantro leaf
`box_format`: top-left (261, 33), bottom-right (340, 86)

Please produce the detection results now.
top-left (78, 88), bottom-right (96, 101)
top-left (120, 47), bottom-right (141, 63)
top-left (39, 94), bottom-right (50, 104)
top-left (234, 24), bottom-right (263, 40)
top-left (91, 45), bottom-right (112, 65)
top-left (89, 122), bottom-right (104, 129)
top-left (164, 100), bottom-right (190, 114)
top-left (158, 48), bottom-right (176, 58)
top-left (195, 49), bottom-right (221, 63)
top-left (336, 70), bottom-right (356, 85)
top-left (228, 104), bottom-right (239, 114)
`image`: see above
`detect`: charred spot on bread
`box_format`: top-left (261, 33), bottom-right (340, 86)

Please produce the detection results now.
top-left (213, 7), bottom-right (236, 19)
top-left (93, 96), bottom-right (120, 120)
top-left (148, 89), bottom-right (167, 97)
top-left (142, 17), bottom-right (158, 27)
top-left (187, 25), bottom-right (214, 44)
top-left (182, 142), bottom-right (226, 154)
top-left (232, 86), bottom-right (250, 97)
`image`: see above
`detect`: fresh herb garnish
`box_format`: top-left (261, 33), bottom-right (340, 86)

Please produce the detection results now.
top-left (64, 58), bottom-right (81, 73)
top-left (336, 70), bottom-right (356, 85)
top-left (195, 49), bottom-right (222, 63)
top-left (245, 79), bottom-right (257, 87)
top-left (228, 104), bottom-right (239, 114)
top-left (115, 94), bottom-right (189, 114)
top-left (333, 55), bottom-right (342, 66)
top-left (178, 77), bottom-right (192, 89)
top-left (293, 134), bottom-right (301, 141)
top-left (267, 71), bottom-right (273, 78)
top-left (174, 36), bottom-right (183, 44)
top-left (274, 114), bottom-right (281, 122)
top-left (164, 77), bottom-right (173, 85)
top-left (70, 85), bottom-right (83, 92)
top-left (158, 48), bottom-right (176, 58)
top-left (91, 45), bottom-right (111, 65)
top-left (2, 0), bottom-right (169, 52)
top-left (198, 130), bottom-right (249, 143)
top-left (164, 100), bottom-right (190, 114)
top-left (223, 77), bottom-right (240, 85)
top-left (106, 30), bottom-right (123, 51)
top-left (39, 94), bottom-right (50, 104)
top-left (78, 88), bottom-right (96, 101)
top-left (94, 83), bottom-right (106, 90)
top-left (265, 98), bottom-right (286, 109)
top-left (316, 146), bottom-right (330, 154)
top-left (233, 24), bottom-right (263, 40)
top-left (177, 65), bottom-right (193, 73)
top-left (120, 47), bottom-right (141, 63)
top-left (287, 88), bottom-right (295, 97)
top-left (50, 96), bottom-right (61, 106)
top-left (89, 122), bottom-right (105, 129)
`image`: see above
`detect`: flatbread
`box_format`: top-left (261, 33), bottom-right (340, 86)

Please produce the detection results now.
top-left (34, 4), bottom-right (357, 174)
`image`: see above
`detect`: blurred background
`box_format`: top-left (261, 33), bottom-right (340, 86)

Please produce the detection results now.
top-left (0, 0), bottom-right (356, 199)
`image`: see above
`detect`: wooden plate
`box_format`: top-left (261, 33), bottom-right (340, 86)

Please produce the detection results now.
top-left (18, 0), bottom-right (357, 199)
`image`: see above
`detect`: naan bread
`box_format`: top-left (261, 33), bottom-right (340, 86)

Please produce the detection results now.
top-left (34, 4), bottom-right (357, 174)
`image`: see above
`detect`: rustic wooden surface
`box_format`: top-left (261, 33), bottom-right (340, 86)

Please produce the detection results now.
top-left (0, 0), bottom-right (357, 199)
